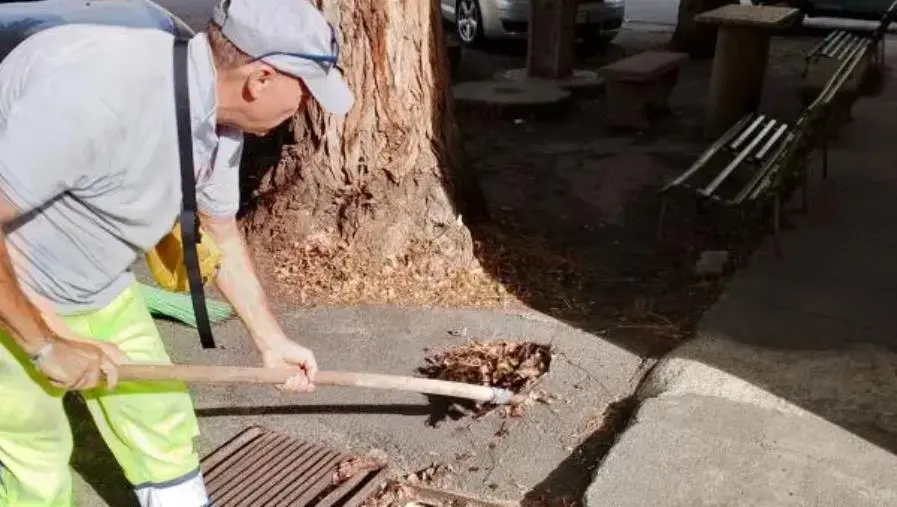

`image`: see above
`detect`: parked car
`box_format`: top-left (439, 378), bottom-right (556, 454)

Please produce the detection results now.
top-left (441, 0), bottom-right (626, 48)
top-left (751, 0), bottom-right (895, 21)
top-left (0, 0), bottom-right (194, 59)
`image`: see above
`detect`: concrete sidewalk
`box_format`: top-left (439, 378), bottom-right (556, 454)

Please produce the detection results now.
top-left (586, 42), bottom-right (897, 507)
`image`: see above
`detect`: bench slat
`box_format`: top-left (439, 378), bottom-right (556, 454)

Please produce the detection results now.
top-left (732, 127), bottom-right (793, 204)
top-left (702, 119), bottom-right (780, 197)
top-left (818, 40), bottom-right (871, 104)
top-left (730, 115), bottom-right (769, 151)
top-left (822, 30), bottom-right (850, 54)
top-left (750, 132), bottom-right (799, 202)
top-left (809, 30), bottom-right (840, 59)
top-left (754, 123), bottom-right (790, 161)
top-left (661, 114), bottom-right (754, 191)
top-left (831, 36), bottom-right (863, 60)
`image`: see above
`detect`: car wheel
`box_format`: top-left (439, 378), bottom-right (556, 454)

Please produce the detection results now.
top-left (456, 0), bottom-right (484, 47)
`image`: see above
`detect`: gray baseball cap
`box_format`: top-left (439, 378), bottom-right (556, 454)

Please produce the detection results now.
top-left (211, 0), bottom-right (354, 115)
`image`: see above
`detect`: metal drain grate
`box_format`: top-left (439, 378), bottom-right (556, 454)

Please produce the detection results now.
top-left (201, 426), bottom-right (389, 507)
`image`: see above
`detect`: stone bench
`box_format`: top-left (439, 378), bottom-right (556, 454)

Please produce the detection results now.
top-left (598, 50), bottom-right (688, 129)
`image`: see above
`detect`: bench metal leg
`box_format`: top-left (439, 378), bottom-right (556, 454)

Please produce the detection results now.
top-left (826, 97), bottom-right (851, 136)
top-left (656, 194), bottom-right (667, 241)
top-left (773, 193), bottom-right (782, 257)
top-left (822, 124), bottom-right (829, 180)
top-left (801, 156), bottom-right (809, 214)
top-left (863, 40), bottom-right (886, 95)
top-left (802, 57), bottom-right (842, 105)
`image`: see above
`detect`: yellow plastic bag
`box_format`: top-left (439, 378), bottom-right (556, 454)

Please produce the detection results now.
top-left (145, 222), bottom-right (222, 292)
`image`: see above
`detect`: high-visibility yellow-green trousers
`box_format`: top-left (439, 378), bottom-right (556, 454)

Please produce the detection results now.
top-left (0, 282), bottom-right (210, 506)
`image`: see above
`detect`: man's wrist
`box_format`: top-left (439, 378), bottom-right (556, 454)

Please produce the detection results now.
top-left (252, 329), bottom-right (288, 354)
top-left (28, 340), bottom-right (54, 365)
top-left (8, 330), bottom-right (55, 361)
top-left (4, 300), bottom-right (58, 356)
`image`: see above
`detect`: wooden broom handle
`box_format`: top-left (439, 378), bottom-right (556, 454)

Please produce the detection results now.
top-left (118, 364), bottom-right (524, 405)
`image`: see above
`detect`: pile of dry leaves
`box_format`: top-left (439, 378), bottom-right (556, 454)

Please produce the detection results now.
top-left (418, 340), bottom-right (553, 421)
top-left (418, 340), bottom-right (552, 394)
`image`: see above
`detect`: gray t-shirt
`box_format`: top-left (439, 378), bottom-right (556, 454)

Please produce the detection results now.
top-left (0, 24), bottom-right (243, 314)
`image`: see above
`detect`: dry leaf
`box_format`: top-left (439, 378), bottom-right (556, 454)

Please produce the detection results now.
top-left (332, 455), bottom-right (388, 484)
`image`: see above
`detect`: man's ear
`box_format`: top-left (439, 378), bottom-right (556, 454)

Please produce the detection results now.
top-left (243, 63), bottom-right (277, 101)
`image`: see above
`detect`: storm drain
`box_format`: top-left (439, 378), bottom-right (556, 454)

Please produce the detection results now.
top-left (201, 426), bottom-right (389, 507)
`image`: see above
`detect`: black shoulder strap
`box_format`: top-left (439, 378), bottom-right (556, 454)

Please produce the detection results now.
top-left (173, 37), bottom-right (216, 349)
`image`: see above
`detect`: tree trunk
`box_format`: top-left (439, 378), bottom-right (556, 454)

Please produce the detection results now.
top-left (238, 0), bottom-right (490, 305)
top-left (670, 0), bottom-right (737, 59)
top-left (527, 0), bottom-right (578, 79)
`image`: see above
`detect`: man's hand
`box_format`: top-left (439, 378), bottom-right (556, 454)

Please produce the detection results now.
top-left (13, 276), bottom-right (128, 392)
top-left (260, 337), bottom-right (318, 393)
top-left (34, 334), bottom-right (127, 391)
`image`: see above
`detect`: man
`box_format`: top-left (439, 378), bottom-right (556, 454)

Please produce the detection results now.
top-left (0, 0), bottom-right (353, 505)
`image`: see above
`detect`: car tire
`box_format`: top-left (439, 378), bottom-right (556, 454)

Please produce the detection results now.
top-left (455, 0), bottom-right (484, 48)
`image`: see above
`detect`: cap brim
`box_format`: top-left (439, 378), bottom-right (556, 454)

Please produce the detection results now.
top-left (303, 68), bottom-right (354, 115)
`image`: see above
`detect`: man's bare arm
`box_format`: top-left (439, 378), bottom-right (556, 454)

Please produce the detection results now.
top-left (199, 212), bottom-right (317, 391)
top-left (7, 245), bottom-right (77, 336)
top-left (199, 213), bottom-right (284, 351)
top-left (0, 197), bottom-right (56, 355)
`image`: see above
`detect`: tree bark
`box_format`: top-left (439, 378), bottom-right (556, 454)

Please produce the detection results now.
top-left (670, 0), bottom-right (737, 59)
top-left (238, 0), bottom-right (490, 304)
top-left (527, 0), bottom-right (578, 79)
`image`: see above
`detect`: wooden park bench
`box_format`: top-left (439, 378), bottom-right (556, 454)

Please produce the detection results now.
top-left (656, 45), bottom-right (866, 255)
top-left (599, 50), bottom-right (688, 129)
top-left (656, 112), bottom-right (807, 254)
top-left (807, 39), bottom-right (873, 177)
top-left (803, 0), bottom-right (897, 99)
